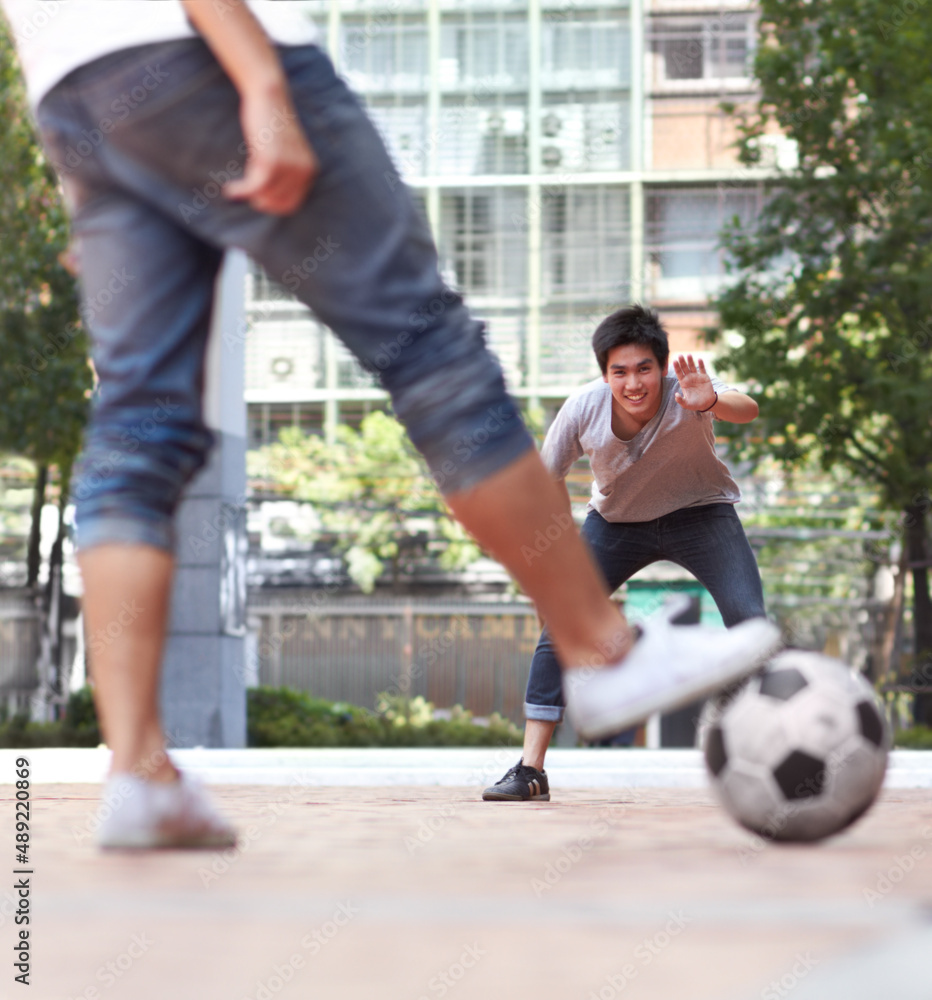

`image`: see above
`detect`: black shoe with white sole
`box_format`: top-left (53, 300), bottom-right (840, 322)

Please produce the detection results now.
top-left (482, 759), bottom-right (550, 801)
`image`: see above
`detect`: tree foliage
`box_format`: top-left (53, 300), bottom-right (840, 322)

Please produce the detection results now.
top-left (248, 412), bottom-right (481, 592)
top-left (0, 21), bottom-right (90, 478)
top-left (709, 0), bottom-right (932, 701)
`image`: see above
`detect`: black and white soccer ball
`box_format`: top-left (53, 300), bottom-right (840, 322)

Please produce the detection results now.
top-left (700, 650), bottom-right (890, 843)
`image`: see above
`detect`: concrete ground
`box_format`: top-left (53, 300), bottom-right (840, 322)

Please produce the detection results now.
top-left (2, 750), bottom-right (931, 1000)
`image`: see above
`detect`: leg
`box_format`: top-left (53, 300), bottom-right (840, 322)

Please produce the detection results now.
top-left (63, 193), bottom-right (222, 783)
top-left (560, 505), bottom-right (779, 737)
top-left (445, 455), bottom-right (635, 671)
top-left (501, 514), bottom-right (655, 790)
top-left (79, 546), bottom-right (176, 781)
top-left (522, 719), bottom-right (557, 772)
top-left (37, 85), bottom-right (234, 846)
top-left (524, 513), bottom-right (656, 753)
top-left (660, 504), bottom-right (766, 626)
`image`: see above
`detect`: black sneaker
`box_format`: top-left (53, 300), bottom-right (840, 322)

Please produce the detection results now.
top-left (482, 759), bottom-right (550, 801)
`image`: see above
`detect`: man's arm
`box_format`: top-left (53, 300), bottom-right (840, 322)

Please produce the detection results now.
top-left (706, 390), bottom-right (758, 424)
top-left (533, 400), bottom-right (583, 626)
top-left (540, 396), bottom-right (586, 522)
top-left (671, 354), bottom-right (759, 424)
top-left (180, 0), bottom-right (317, 214)
top-left (534, 475), bottom-right (573, 631)
top-left (554, 477), bottom-right (573, 524)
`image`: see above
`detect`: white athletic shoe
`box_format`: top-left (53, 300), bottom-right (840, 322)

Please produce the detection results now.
top-left (97, 772), bottom-right (237, 850)
top-left (564, 596), bottom-right (782, 740)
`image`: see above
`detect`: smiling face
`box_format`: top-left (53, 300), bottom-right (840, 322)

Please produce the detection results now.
top-left (603, 343), bottom-right (668, 436)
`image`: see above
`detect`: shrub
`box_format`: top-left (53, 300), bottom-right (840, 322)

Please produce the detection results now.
top-left (62, 686), bottom-right (102, 745)
top-left (894, 725), bottom-right (932, 750)
top-left (0, 687), bottom-right (101, 747)
top-left (248, 687), bottom-right (523, 748)
top-left (247, 687), bottom-right (386, 748)
top-left (0, 686), bottom-right (523, 748)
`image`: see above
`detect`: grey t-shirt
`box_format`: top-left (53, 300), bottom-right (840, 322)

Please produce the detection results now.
top-left (541, 375), bottom-right (741, 522)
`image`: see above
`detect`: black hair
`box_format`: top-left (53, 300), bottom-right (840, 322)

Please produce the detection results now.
top-left (592, 304), bottom-right (669, 374)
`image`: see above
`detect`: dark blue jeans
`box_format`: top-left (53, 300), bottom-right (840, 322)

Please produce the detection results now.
top-left (35, 41), bottom-right (533, 551)
top-left (525, 503), bottom-right (766, 721)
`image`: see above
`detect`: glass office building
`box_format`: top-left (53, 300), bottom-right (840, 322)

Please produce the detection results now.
top-left (245, 0), bottom-right (768, 447)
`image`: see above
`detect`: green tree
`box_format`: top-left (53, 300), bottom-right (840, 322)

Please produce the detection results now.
top-left (710, 0), bottom-right (932, 716)
top-left (0, 20), bottom-right (91, 586)
top-left (248, 412), bottom-right (481, 592)
top-left (1, 21), bottom-right (91, 715)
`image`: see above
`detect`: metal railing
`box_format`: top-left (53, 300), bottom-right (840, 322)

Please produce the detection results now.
top-left (0, 591), bottom-right (41, 708)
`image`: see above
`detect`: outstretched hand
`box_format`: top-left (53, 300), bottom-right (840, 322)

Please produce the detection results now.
top-left (672, 354), bottom-right (716, 411)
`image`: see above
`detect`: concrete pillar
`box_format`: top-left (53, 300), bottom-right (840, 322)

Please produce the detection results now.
top-left (161, 251), bottom-right (249, 749)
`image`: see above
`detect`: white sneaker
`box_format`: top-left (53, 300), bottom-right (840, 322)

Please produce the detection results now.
top-left (564, 597), bottom-right (782, 740)
top-left (97, 772), bottom-right (237, 850)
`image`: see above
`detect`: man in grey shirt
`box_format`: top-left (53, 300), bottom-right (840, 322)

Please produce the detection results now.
top-left (484, 305), bottom-right (767, 801)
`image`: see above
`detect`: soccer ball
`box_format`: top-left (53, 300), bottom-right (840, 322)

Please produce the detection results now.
top-left (701, 650), bottom-right (890, 843)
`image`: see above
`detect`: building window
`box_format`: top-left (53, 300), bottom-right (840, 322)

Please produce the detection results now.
top-left (336, 348), bottom-right (380, 390)
top-left (247, 261), bottom-right (293, 305)
top-left (539, 302), bottom-right (606, 388)
top-left (245, 318), bottom-right (326, 395)
top-left (539, 99), bottom-right (630, 173)
top-left (440, 13), bottom-right (529, 92)
top-left (645, 185), bottom-right (762, 303)
top-left (541, 12), bottom-right (630, 90)
top-left (542, 186), bottom-right (630, 298)
top-left (435, 97), bottom-right (528, 176)
top-left (341, 16), bottom-right (429, 93)
top-left (248, 403), bottom-right (326, 450)
top-left (438, 189), bottom-right (527, 299)
top-left (649, 12), bottom-right (756, 92)
top-left (366, 99), bottom-right (431, 179)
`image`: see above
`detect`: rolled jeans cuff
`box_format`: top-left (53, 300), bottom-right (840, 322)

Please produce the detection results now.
top-left (524, 702), bottom-right (565, 723)
top-left (74, 513), bottom-right (175, 553)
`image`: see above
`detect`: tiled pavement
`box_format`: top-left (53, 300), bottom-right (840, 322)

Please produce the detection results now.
top-left (2, 751), bottom-right (931, 1000)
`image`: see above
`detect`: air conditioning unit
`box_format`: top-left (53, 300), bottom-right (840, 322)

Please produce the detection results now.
top-left (483, 109), bottom-right (525, 136)
top-left (542, 112), bottom-right (561, 137)
top-left (541, 146), bottom-right (562, 168)
top-left (270, 356), bottom-right (294, 379)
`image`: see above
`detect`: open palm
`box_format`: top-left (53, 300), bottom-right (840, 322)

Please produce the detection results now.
top-left (672, 354), bottom-right (716, 411)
